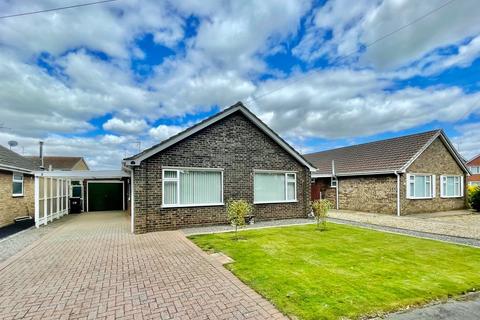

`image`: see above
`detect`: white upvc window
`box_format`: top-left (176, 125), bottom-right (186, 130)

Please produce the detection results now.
top-left (440, 175), bottom-right (464, 198)
top-left (469, 181), bottom-right (480, 186)
top-left (406, 174), bottom-right (435, 199)
top-left (254, 171), bottom-right (297, 204)
top-left (162, 167), bottom-right (223, 208)
top-left (469, 166), bottom-right (480, 174)
top-left (12, 173), bottom-right (24, 197)
top-left (331, 177), bottom-right (338, 188)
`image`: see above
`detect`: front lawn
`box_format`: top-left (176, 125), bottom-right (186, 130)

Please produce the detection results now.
top-left (189, 223), bottom-right (480, 320)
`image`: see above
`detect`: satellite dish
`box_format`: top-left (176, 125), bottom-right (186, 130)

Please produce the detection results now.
top-left (8, 141), bottom-right (18, 149)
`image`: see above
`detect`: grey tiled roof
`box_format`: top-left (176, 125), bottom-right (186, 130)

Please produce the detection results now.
top-left (26, 156), bottom-right (87, 170)
top-left (0, 145), bottom-right (37, 171)
top-left (304, 130), bottom-right (441, 175)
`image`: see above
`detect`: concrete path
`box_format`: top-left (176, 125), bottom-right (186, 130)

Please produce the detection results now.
top-left (385, 293), bottom-right (480, 320)
top-left (0, 211), bottom-right (285, 320)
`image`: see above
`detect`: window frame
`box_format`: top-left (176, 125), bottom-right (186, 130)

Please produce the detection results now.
top-left (440, 175), bottom-right (464, 198)
top-left (406, 173), bottom-right (435, 200)
top-left (469, 166), bottom-right (480, 174)
top-left (253, 170), bottom-right (297, 204)
top-left (331, 177), bottom-right (338, 188)
top-left (12, 172), bottom-right (24, 197)
top-left (161, 167), bottom-right (224, 208)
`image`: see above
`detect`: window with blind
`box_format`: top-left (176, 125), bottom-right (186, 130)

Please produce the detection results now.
top-left (162, 168), bottom-right (223, 207)
top-left (440, 175), bottom-right (463, 198)
top-left (254, 171), bottom-right (297, 203)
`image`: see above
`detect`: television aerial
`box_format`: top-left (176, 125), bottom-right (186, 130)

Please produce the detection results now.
top-left (8, 140), bottom-right (18, 150)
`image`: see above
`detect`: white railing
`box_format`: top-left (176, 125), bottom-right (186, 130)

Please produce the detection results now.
top-left (34, 176), bottom-right (71, 227)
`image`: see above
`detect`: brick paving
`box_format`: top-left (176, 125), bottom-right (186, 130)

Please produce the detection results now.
top-left (0, 211), bottom-right (285, 320)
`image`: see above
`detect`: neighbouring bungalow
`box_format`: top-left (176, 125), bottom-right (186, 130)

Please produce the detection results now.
top-left (466, 154), bottom-right (480, 186)
top-left (123, 102), bottom-right (316, 233)
top-left (0, 145), bottom-right (37, 228)
top-left (27, 155), bottom-right (89, 171)
top-left (304, 130), bottom-right (470, 215)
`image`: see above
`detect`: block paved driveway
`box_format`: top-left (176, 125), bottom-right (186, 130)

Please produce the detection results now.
top-left (0, 211), bottom-right (285, 320)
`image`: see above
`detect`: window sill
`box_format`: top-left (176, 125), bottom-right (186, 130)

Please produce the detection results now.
top-left (161, 203), bottom-right (224, 209)
top-left (406, 197), bottom-right (433, 200)
top-left (254, 200), bottom-right (298, 204)
top-left (12, 194), bottom-right (24, 198)
top-left (440, 196), bottom-right (463, 199)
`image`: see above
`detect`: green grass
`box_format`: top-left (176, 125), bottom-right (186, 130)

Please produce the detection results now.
top-left (189, 223), bottom-right (480, 320)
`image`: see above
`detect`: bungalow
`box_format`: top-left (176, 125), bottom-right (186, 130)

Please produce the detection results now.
top-left (27, 156), bottom-right (90, 171)
top-left (0, 145), bottom-right (37, 228)
top-left (466, 154), bottom-right (480, 186)
top-left (123, 102), bottom-right (315, 233)
top-left (304, 130), bottom-right (470, 215)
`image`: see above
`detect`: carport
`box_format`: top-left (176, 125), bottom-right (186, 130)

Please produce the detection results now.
top-left (34, 170), bottom-right (130, 228)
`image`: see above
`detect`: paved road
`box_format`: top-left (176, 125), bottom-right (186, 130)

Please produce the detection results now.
top-left (386, 294), bottom-right (480, 320)
top-left (0, 211), bottom-right (285, 320)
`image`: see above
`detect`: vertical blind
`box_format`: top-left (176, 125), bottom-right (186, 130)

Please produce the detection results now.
top-left (163, 169), bottom-right (222, 206)
top-left (441, 176), bottom-right (461, 197)
top-left (409, 175), bottom-right (432, 198)
top-left (254, 172), bottom-right (296, 203)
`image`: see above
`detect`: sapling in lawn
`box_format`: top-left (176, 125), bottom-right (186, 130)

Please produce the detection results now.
top-left (311, 199), bottom-right (333, 231)
top-left (227, 200), bottom-right (252, 240)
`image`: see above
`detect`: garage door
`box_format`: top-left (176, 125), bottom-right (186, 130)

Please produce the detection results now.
top-left (87, 182), bottom-right (124, 211)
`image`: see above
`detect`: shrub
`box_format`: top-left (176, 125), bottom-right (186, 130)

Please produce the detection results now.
top-left (311, 199), bottom-right (333, 231)
top-left (227, 200), bottom-right (253, 239)
top-left (470, 186), bottom-right (480, 212)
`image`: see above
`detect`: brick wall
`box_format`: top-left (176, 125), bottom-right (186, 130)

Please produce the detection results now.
top-left (0, 170), bottom-right (34, 228)
top-left (132, 112), bottom-right (311, 233)
top-left (338, 175), bottom-right (397, 214)
top-left (401, 137), bottom-right (466, 214)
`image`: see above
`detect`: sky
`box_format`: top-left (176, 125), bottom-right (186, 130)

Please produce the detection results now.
top-left (0, 0), bottom-right (479, 170)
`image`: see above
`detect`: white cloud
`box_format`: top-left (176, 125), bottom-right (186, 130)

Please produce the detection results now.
top-left (250, 68), bottom-right (480, 139)
top-left (103, 118), bottom-right (149, 134)
top-left (453, 122), bottom-right (480, 161)
top-left (294, 0), bottom-right (480, 71)
top-left (0, 0), bottom-right (185, 59)
top-left (148, 124), bottom-right (185, 141)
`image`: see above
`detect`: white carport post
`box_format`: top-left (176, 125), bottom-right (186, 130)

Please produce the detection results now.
top-left (34, 176), bottom-right (40, 228)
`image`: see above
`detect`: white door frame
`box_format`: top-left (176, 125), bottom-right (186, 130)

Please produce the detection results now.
top-left (86, 180), bottom-right (125, 212)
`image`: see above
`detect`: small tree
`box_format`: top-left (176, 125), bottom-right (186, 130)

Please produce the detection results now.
top-left (227, 200), bottom-right (252, 239)
top-left (470, 186), bottom-right (480, 212)
top-left (311, 199), bottom-right (333, 231)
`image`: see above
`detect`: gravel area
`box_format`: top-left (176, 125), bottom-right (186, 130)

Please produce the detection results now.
top-left (329, 218), bottom-right (480, 247)
top-left (0, 214), bottom-right (74, 263)
top-left (182, 218), bottom-right (315, 235)
top-left (330, 210), bottom-right (480, 240)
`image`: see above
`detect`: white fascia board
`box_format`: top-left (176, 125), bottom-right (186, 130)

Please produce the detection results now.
top-left (311, 173), bottom-right (333, 178)
top-left (34, 170), bottom-right (130, 179)
top-left (126, 105), bottom-right (316, 171)
top-left (400, 131), bottom-right (441, 172)
top-left (336, 170), bottom-right (397, 176)
top-left (0, 164), bottom-right (33, 174)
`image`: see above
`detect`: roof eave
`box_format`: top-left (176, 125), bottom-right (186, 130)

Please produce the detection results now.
top-left (0, 163), bottom-right (34, 174)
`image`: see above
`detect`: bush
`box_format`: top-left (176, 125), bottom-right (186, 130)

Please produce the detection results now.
top-left (227, 200), bottom-right (253, 239)
top-left (311, 199), bottom-right (333, 231)
top-left (470, 186), bottom-right (480, 212)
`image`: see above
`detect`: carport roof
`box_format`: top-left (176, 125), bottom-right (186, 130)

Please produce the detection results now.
top-left (34, 170), bottom-right (129, 179)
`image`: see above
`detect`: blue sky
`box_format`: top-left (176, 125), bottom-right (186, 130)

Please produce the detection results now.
top-left (0, 0), bottom-right (479, 169)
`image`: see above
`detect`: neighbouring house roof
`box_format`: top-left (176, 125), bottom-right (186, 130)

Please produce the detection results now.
top-left (27, 156), bottom-right (89, 171)
top-left (0, 145), bottom-right (37, 173)
top-left (124, 101), bottom-right (316, 170)
top-left (304, 129), bottom-right (470, 177)
top-left (467, 154), bottom-right (480, 166)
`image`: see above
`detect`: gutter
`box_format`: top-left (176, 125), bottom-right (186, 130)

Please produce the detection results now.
top-left (0, 164), bottom-right (34, 174)
top-left (394, 171), bottom-right (401, 217)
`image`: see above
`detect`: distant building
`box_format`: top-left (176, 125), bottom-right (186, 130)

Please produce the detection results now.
top-left (466, 154), bottom-right (480, 186)
top-left (27, 156), bottom-right (89, 171)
